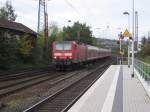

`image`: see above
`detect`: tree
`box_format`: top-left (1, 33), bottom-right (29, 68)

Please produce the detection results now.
top-left (0, 1), bottom-right (18, 70)
top-left (0, 1), bottom-right (17, 21)
top-left (63, 21), bottom-right (93, 44)
top-left (0, 31), bottom-right (19, 69)
top-left (138, 36), bottom-right (150, 59)
top-left (147, 37), bottom-right (150, 44)
top-left (37, 22), bottom-right (60, 63)
top-left (49, 21), bottom-right (59, 35)
top-left (18, 35), bottom-right (33, 56)
top-left (141, 36), bottom-right (147, 47)
top-left (143, 43), bottom-right (150, 56)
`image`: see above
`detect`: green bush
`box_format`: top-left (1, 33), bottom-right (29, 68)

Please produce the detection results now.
top-left (0, 33), bottom-right (19, 70)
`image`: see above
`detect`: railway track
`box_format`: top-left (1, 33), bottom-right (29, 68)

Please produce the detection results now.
top-left (0, 67), bottom-right (87, 99)
top-left (0, 68), bottom-right (90, 112)
top-left (23, 61), bottom-right (111, 112)
top-left (0, 71), bottom-right (63, 97)
top-left (0, 67), bottom-right (52, 81)
top-left (0, 65), bottom-right (52, 76)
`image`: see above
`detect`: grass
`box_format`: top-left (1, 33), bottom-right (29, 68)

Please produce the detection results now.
top-left (139, 64), bottom-right (150, 77)
top-left (137, 56), bottom-right (150, 77)
top-left (138, 56), bottom-right (150, 65)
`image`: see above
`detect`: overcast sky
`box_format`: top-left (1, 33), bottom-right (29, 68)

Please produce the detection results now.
top-left (1, 0), bottom-right (150, 40)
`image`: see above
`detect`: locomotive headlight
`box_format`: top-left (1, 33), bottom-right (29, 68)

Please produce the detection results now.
top-left (64, 53), bottom-right (72, 56)
top-left (68, 56), bottom-right (72, 59)
top-left (53, 56), bottom-right (57, 59)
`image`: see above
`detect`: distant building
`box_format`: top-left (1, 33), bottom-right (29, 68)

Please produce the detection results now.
top-left (0, 18), bottom-right (37, 45)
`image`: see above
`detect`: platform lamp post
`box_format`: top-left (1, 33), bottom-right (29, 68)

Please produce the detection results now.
top-left (123, 11), bottom-right (130, 68)
top-left (131, 0), bottom-right (135, 77)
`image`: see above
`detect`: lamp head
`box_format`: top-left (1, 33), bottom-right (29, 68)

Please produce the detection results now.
top-left (123, 12), bottom-right (130, 15)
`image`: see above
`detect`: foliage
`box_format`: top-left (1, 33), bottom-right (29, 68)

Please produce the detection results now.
top-left (140, 43), bottom-right (150, 56)
top-left (0, 1), bottom-right (19, 70)
top-left (37, 22), bottom-right (59, 63)
top-left (49, 21), bottom-right (59, 35)
top-left (29, 44), bottom-right (43, 64)
top-left (139, 36), bottom-right (150, 56)
top-left (17, 35), bottom-right (37, 64)
top-left (141, 36), bottom-right (147, 46)
top-left (0, 1), bottom-right (43, 70)
top-left (18, 35), bottom-right (33, 56)
top-left (0, 1), bottom-right (17, 21)
top-left (38, 32), bottom-right (45, 48)
top-left (63, 21), bottom-right (93, 44)
top-left (0, 31), bottom-right (19, 69)
top-left (137, 36), bottom-right (150, 63)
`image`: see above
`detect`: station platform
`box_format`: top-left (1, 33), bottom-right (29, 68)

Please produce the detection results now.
top-left (68, 65), bottom-right (150, 112)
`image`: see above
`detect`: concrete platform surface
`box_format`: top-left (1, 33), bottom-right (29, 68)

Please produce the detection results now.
top-left (67, 65), bottom-right (150, 112)
top-left (123, 65), bottom-right (150, 112)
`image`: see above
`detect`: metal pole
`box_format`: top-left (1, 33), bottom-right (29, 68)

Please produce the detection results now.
top-left (137, 12), bottom-right (138, 51)
top-left (123, 12), bottom-right (130, 67)
top-left (131, 0), bottom-right (135, 77)
top-left (135, 11), bottom-right (138, 51)
top-left (128, 14), bottom-right (130, 68)
top-left (128, 40), bottom-right (130, 67)
top-left (44, 0), bottom-right (48, 51)
top-left (37, 0), bottom-right (41, 33)
top-left (120, 38), bottom-right (122, 65)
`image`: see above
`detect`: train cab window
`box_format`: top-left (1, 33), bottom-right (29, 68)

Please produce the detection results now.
top-left (56, 43), bottom-right (71, 50)
top-left (64, 43), bottom-right (71, 50)
top-left (56, 43), bottom-right (63, 50)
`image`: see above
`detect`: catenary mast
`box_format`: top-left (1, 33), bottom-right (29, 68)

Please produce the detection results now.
top-left (38, 0), bottom-right (49, 51)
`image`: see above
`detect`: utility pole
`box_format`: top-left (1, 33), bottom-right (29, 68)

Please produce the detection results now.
top-left (38, 0), bottom-right (49, 51)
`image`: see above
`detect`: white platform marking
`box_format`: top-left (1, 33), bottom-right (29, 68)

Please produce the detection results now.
top-left (101, 66), bottom-right (121, 112)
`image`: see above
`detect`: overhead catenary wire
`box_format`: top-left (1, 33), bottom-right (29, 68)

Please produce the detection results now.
top-left (72, 0), bottom-right (94, 25)
top-left (63, 0), bottom-right (87, 22)
top-left (64, 0), bottom-right (80, 16)
top-left (80, 0), bottom-right (95, 17)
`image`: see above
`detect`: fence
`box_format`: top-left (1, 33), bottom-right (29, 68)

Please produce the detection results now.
top-left (117, 57), bottom-right (150, 81)
top-left (117, 57), bottom-right (128, 65)
top-left (134, 59), bottom-right (150, 81)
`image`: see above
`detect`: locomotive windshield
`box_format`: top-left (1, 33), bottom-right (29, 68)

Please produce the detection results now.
top-left (55, 42), bottom-right (71, 50)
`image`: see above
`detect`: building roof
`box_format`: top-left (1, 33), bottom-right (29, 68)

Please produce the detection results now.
top-left (0, 18), bottom-right (37, 36)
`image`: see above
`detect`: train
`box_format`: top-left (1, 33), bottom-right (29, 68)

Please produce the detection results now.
top-left (52, 41), bottom-right (111, 70)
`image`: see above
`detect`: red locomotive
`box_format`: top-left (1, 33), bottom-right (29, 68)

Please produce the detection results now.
top-left (52, 41), bottom-right (111, 70)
